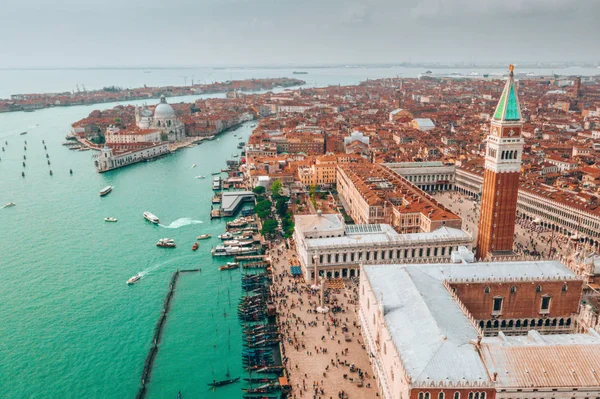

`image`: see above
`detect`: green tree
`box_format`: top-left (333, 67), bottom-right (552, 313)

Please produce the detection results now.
top-left (254, 199), bottom-right (272, 219)
top-left (271, 179), bottom-right (283, 198)
top-left (275, 197), bottom-right (288, 217)
top-left (252, 186), bottom-right (266, 195)
top-left (261, 219), bottom-right (278, 237)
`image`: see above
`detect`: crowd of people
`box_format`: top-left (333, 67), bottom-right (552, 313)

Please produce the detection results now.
top-left (269, 242), bottom-right (377, 399)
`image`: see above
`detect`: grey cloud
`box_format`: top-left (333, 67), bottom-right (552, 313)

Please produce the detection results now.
top-left (0, 0), bottom-right (598, 67)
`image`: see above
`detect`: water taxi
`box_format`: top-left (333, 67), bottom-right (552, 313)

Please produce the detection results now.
top-left (99, 186), bottom-right (113, 196)
top-left (157, 238), bottom-right (176, 248)
top-left (192, 242), bottom-right (199, 251)
top-left (143, 212), bottom-right (160, 224)
top-left (219, 262), bottom-right (239, 270)
top-left (196, 234), bottom-right (211, 240)
top-left (104, 217), bottom-right (118, 222)
top-left (127, 274), bottom-right (141, 285)
top-left (2, 202), bottom-right (16, 208)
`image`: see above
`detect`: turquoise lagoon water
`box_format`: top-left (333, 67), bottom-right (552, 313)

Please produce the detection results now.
top-left (0, 99), bottom-right (253, 398)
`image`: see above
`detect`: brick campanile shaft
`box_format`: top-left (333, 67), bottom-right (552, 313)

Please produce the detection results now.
top-left (476, 65), bottom-right (524, 260)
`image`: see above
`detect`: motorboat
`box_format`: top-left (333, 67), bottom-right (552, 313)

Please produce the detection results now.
top-left (219, 262), bottom-right (240, 271)
top-left (211, 172), bottom-right (221, 175)
top-left (233, 154), bottom-right (239, 158)
top-left (143, 212), bottom-right (160, 224)
top-left (99, 186), bottom-right (113, 196)
top-left (194, 175), bottom-right (206, 179)
top-left (192, 164), bottom-right (197, 168)
top-left (196, 234), bottom-right (211, 240)
top-left (127, 274), bottom-right (141, 285)
top-left (157, 238), bottom-right (176, 248)
top-left (20, 131), bottom-right (27, 135)
top-left (192, 242), bottom-right (199, 251)
top-left (2, 202), bottom-right (16, 208)
top-left (219, 232), bottom-right (234, 240)
top-left (223, 239), bottom-right (254, 247)
top-left (104, 217), bottom-right (118, 222)
top-left (250, 123), bottom-right (257, 127)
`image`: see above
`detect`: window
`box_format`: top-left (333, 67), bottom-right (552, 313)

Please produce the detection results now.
top-left (541, 296), bottom-right (551, 313)
top-left (419, 393), bottom-right (424, 399)
top-left (493, 297), bottom-right (503, 313)
top-left (439, 393), bottom-right (445, 399)
top-left (425, 394), bottom-right (430, 399)
top-left (536, 285), bottom-right (542, 293)
top-left (510, 285), bottom-right (517, 293)
top-left (454, 392), bottom-right (460, 399)
top-left (484, 286), bottom-right (491, 294)
top-left (469, 393), bottom-right (473, 399)
top-left (562, 284), bottom-right (568, 292)
top-left (481, 394), bottom-right (486, 399)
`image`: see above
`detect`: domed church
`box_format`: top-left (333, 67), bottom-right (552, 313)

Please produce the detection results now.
top-left (135, 95), bottom-right (185, 142)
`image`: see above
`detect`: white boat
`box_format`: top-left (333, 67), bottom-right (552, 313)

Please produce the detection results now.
top-left (250, 124), bottom-right (256, 128)
top-left (157, 238), bottom-right (176, 248)
top-left (192, 164), bottom-right (197, 168)
top-left (212, 245), bottom-right (258, 256)
top-left (2, 202), bottom-right (16, 208)
top-left (99, 186), bottom-right (113, 196)
top-left (195, 175), bottom-right (206, 179)
top-left (219, 232), bottom-right (234, 240)
top-left (143, 212), bottom-right (160, 224)
top-left (104, 217), bottom-right (118, 222)
top-left (127, 274), bottom-right (141, 285)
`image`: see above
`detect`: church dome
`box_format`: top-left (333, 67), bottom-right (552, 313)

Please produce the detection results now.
top-left (154, 95), bottom-right (175, 119)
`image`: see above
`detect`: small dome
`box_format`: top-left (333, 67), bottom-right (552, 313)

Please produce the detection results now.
top-left (141, 106), bottom-right (153, 117)
top-left (154, 95), bottom-right (175, 119)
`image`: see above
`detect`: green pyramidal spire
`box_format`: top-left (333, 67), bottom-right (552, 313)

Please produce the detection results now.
top-left (493, 65), bottom-right (521, 122)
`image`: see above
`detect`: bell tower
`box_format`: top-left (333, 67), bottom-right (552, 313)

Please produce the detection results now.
top-left (476, 65), bottom-right (524, 260)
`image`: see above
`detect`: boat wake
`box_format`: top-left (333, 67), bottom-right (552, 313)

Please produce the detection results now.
top-left (160, 217), bottom-right (203, 229)
top-left (138, 254), bottom-right (198, 277)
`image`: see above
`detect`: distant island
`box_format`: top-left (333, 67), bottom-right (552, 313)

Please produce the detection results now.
top-left (0, 77), bottom-right (305, 113)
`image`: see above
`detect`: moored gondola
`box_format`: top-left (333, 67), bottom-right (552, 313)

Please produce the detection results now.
top-left (207, 376), bottom-right (240, 388)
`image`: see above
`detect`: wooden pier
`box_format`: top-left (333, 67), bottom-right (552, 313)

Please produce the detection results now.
top-left (243, 261), bottom-right (269, 269)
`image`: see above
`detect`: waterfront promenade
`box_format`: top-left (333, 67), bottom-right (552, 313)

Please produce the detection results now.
top-left (270, 241), bottom-right (377, 399)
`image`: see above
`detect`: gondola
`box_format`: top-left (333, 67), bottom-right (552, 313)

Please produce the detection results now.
top-left (207, 377), bottom-right (240, 387)
top-left (244, 377), bottom-right (277, 383)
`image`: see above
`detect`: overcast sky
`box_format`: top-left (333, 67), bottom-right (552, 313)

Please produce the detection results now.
top-left (1, 0), bottom-right (598, 68)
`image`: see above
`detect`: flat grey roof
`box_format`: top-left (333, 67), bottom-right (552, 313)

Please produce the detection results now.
top-left (221, 191), bottom-right (255, 213)
top-left (363, 261), bottom-right (579, 386)
top-left (306, 226), bottom-right (471, 250)
top-left (295, 214), bottom-right (344, 235)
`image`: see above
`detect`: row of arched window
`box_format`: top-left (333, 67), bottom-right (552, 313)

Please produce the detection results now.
top-left (480, 317), bottom-right (571, 329)
top-left (418, 391), bottom-right (486, 399)
top-left (500, 150), bottom-right (518, 160)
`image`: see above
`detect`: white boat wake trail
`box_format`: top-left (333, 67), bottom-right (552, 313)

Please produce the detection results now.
top-left (159, 217), bottom-right (203, 229)
top-left (138, 254), bottom-right (197, 277)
